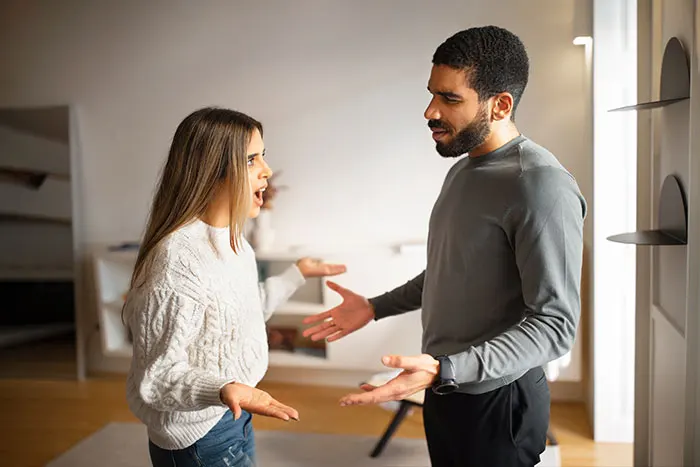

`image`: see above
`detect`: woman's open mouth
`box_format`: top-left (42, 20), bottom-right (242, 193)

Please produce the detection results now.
top-left (253, 187), bottom-right (266, 207)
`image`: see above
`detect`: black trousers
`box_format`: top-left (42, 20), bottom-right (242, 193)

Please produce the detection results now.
top-left (423, 366), bottom-right (550, 467)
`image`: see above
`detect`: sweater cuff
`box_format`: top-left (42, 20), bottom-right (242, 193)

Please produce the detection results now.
top-left (192, 375), bottom-right (235, 408)
top-left (280, 264), bottom-right (306, 288)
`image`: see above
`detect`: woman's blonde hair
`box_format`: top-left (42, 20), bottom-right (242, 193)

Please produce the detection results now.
top-left (128, 107), bottom-right (262, 291)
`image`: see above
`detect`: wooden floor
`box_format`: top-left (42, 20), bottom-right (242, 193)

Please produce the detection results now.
top-left (0, 336), bottom-right (632, 467)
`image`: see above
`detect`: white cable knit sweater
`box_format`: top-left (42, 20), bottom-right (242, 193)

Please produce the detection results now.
top-left (124, 219), bottom-right (305, 450)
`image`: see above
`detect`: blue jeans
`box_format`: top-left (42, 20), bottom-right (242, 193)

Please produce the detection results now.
top-left (148, 410), bottom-right (256, 466)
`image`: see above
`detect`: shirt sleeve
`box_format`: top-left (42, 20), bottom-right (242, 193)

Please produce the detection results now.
top-left (369, 270), bottom-right (425, 320)
top-left (448, 167), bottom-right (587, 384)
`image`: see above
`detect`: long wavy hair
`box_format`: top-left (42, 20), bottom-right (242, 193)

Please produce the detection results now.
top-left (128, 107), bottom-right (262, 292)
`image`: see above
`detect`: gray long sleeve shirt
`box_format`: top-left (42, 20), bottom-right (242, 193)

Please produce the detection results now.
top-left (369, 135), bottom-right (587, 394)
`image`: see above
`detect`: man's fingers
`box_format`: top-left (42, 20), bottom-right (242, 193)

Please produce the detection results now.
top-left (302, 319), bottom-right (337, 340)
top-left (340, 384), bottom-right (403, 406)
top-left (325, 280), bottom-right (351, 296)
top-left (302, 310), bottom-right (332, 325)
top-left (326, 328), bottom-right (349, 342)
top-left (340, 377), bottom-right (406, 406)
top-left (307, 324), bottom-right (339, 342)
top-left (382, 355), bottom-right (423, 372)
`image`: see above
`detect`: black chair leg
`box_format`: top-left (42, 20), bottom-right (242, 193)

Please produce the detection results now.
top-left (370, 400), bottom-right (413, 458)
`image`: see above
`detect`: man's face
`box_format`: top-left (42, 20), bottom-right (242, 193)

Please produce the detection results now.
top-left (425, 64), bottom-right (491, 158)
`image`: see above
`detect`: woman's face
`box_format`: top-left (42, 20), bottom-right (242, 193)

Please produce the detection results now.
top-left (246, 128), bottom-right (272, 218)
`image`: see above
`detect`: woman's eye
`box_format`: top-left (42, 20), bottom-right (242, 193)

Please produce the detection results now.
top-left (247, 157), bottom-right (255, 166)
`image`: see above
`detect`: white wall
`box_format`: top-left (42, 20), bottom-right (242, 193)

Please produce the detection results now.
top-left (0, 0), bottom-right (593, 379)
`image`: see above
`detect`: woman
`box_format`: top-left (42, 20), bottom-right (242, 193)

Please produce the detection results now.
top-left (123, 107), bottom-right (345, 466)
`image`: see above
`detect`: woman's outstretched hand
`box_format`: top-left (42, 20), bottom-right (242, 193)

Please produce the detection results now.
top-left (220, 383), bottom-right (299, 422)
top-left (296, 257), bottom-right (347, 278)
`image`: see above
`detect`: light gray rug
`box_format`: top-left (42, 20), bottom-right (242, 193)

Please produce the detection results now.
top-left (46, 422), bottom-right (560, 467)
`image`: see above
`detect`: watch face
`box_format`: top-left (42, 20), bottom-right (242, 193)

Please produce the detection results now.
top-left (433, 382), bottom-right (458, 395)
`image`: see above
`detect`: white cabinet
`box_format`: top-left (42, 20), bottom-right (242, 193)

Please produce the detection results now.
top-left (89, 244), bottom-right (426, 377)
top-left (92, 249), bottom-right (137, 358)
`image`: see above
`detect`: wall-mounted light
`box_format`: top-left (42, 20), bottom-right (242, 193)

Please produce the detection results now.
top-left (573, 36), bottom-right (593, 46)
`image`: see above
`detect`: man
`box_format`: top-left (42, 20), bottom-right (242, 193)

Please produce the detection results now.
top-left (303, 25), bottom-right (586, 467)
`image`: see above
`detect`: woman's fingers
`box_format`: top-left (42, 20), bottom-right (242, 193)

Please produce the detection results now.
top-left (228, 399), bottom-right (243, 421)
top-left (271, 399), bottom-right (299, 421)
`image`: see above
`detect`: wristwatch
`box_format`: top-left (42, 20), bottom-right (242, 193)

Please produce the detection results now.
top-left (432, 355), bottom-right (459, 395)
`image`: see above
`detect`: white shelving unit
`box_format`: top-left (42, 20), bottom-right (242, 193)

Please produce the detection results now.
top-left (0, 111), bottom-right (77, 350)
top-left (88, 244), bottom-right (428, 379)
top-left (274, 300), bottom-right (328, 316)
top-left (92, 249), bottom-right (137, 358)
top-left (90, 247), bottom-right (337, 368)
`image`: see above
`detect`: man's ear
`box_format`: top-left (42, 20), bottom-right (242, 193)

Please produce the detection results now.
top-left (492, 93), bottom-right (514, 121)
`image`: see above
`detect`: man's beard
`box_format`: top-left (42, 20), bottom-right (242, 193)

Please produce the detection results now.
top-left (430, 107), bottom-right (491, 159)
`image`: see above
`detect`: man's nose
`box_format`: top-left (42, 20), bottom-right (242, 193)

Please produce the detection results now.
top-left (424, 100), bottom-right (440, 121)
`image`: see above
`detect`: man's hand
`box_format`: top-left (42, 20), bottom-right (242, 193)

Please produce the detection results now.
top-left (296, 257), bottom-right (347, 278)
top-left (302, 281), bottom-right (374, 342)
top-left (339, 354), bottom-right (440, 406)
top-left (220, 382), bottom-right (299, 422)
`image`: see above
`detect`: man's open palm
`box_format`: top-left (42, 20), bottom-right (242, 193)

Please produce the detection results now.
top-left (301, 281), bottom-right (374, 342)
top-left (339, 355), bottom-right (439, 406)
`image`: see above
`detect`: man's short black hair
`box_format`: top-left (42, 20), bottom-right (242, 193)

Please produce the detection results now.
top-left (433, 26), bottom-right (529, 119)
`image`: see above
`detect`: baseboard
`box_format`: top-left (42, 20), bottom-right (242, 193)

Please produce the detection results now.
top-left (549, 380), bottom-right (583, 402)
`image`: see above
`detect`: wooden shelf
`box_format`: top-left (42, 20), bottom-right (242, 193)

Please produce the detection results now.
top-left (274, 300), bottom-right (327, 316)
top-left (0, 213), bottom-right (71, 226)
top-left (0, 267), bottom-right (73, 280)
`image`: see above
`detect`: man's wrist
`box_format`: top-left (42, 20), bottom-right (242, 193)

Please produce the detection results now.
top-left (367, 300), bottom-right (376, 319)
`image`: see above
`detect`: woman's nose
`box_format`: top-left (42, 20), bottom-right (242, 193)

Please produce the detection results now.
top-left (261, 160), bottom-right (273, 179)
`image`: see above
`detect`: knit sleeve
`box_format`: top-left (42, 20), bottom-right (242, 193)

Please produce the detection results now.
top-left (130, 273), bottom-right (233, 412)
top-left (258, 264), bottom-right (306, 321)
